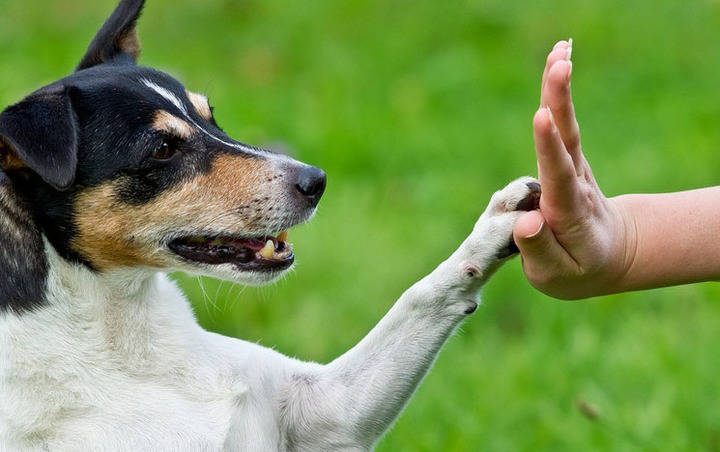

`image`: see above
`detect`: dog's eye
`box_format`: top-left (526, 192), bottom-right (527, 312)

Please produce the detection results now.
top-left (152, 141), bottom-right (176, 161)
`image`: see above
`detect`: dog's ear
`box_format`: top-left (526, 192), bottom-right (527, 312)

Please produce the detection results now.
top-left (76, 0), bottom-right (146, 71)
top-left (0, 87), bottom-right (79, 191)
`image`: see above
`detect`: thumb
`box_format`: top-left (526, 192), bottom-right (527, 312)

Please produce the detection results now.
top-left (513, 210), bottom-right (574, 274)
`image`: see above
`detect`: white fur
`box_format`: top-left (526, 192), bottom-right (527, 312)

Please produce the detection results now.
top-left (0, 177), bottom-right (537, 451)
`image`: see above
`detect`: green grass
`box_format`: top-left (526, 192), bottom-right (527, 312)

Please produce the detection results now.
top-left (2, 0), bottom-right (720, 449)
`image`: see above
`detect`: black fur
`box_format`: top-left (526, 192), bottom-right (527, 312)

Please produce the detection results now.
top-left (76, 0), bottom-right (145, 71)
top-left (0, 172), bottom-right (48, 313)
top-left (0, 87), bottom-right (79, 191)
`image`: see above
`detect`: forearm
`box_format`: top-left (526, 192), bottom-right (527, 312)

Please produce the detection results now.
top-left (613, 187), bottom-right (720, 292)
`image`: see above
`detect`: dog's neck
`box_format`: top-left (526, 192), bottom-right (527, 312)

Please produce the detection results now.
top-left (1, 236), bottom-right (215, 440)
top-left (0, 174), bottom-right (153, 313)
top-left (3, 240), bottom-right (203, 376)
top-left (45, 242), bottom-right (156, 304)
top-left (0, 175), bottom-right (207, 384)
top-left (0, 172), bottom-right (174, 314)
top-left (0, 178), bottom-right (201, 367)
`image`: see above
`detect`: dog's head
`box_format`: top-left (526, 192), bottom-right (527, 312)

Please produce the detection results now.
top-left (0, 0), bottom-right (326, 286)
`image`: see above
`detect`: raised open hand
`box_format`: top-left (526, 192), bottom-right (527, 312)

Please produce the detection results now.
top-left (512, 40), bottom-right (636, 299)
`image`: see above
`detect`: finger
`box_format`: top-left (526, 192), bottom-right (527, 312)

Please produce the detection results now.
top-left (533, 107), bottom-right (578, 212)
top-left (513, 209), bottom-right (545, 238)
top-left (540, 42), bottom-right (570, 102)
top-left (541, 41), bottom-right (570, 89)
top-left (544, 60), bottom-right (583, 168)
top-left (513, 210), bottom-right (579, 282)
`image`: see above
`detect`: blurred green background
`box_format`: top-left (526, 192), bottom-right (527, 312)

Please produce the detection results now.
top-left (2, 0), bottom-right (720, 449)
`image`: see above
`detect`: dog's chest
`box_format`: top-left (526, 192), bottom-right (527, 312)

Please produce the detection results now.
top-left (2, 369), bottom-right (276, 450)
top-left (1, 324), bottom-right (285, 451)
top-left (54, 380), bottom-right (243, 450)
top-left (0, 271), bottom-right (285, 450)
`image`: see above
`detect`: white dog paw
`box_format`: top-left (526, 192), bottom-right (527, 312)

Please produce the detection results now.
top-left (484, 176), bottom-right (541, 216)
top-left (468, 177), bottom-right (541, 261)
top-left (492, 178), bottom-right (541, 258)
top-left (429, 177), bottom-right (540, 314)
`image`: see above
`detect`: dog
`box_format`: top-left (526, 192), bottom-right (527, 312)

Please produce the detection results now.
top-left (0, 0), bottom-right (541, 450)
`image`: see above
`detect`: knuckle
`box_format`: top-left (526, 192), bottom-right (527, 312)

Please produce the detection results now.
top-left (532, 110), bottom-right (548, 127)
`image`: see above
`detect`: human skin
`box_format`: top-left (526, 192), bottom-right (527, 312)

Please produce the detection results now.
top-left (512, 40), bottom-right (720, 300)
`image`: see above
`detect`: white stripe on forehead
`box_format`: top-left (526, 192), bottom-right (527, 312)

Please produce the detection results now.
top-left (141, 79), bottom-right (280, 160)
top-left (142, 80), bottom-right (186, 113)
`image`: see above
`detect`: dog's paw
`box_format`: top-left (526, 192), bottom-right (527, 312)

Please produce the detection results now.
top-left (431, 177), bottom-right (540, 314)
top-left (482, 177), bottom-right (541, 258)
top-left (483, 176), bottom-right (541, 217)
top-left (463, 177), bottom-right (541, 261)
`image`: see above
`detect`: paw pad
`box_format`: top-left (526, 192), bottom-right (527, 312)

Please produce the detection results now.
top-left (514, 182), bottom-right (541, 212)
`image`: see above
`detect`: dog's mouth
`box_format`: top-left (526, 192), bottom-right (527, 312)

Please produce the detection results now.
top-left (168, 231), bottom-right (294, 271)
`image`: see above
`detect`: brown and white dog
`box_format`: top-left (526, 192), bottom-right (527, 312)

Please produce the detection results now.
top-left (0, 1), bottom-right (540, 450)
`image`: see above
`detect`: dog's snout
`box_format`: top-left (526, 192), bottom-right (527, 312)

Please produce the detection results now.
top-left (295, 166), bottom-right (327, 206)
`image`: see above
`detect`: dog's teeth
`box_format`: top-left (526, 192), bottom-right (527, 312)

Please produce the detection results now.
top-left (277, 231), bottom-right (288, 242)
top-left (260, 240), bottom-right (275, 259)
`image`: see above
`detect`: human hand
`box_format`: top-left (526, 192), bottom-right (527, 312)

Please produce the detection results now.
top-left (512, 40), bottom-right (637, 299)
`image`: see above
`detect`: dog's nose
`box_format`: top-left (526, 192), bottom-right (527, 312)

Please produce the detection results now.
top-left (295, 166), bottom-right (327, 206)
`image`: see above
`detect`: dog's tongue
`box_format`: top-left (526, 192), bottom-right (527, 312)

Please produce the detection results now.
top-left (225, 237), bottom-right (269, 251)
top-left (199, 231), bottom-right (287, 251)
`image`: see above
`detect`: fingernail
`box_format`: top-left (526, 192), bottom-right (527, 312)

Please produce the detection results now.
top-left (566, 37), bottom-right (573, 61)
top-left (525, 220), bottom-right (545, 239)
top-left (567, 60), bottom-right (573, 82)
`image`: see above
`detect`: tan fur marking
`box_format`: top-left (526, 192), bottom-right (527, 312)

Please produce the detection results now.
top-left (72, 183), bottom-right (169, 270)
top-left (73, 154), bottom-right (273, 271)
top-left (118, 29), bottom-right (141, 61)
top-left (0, 141), bottom-right (27, 171)
top-left (152, 111), bottom-right (194, 138)
top-left (187, 91), bottom-right (212, 120)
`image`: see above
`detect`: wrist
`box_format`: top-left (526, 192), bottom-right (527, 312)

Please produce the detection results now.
top-left (606, 195), bottom-right (640, 293)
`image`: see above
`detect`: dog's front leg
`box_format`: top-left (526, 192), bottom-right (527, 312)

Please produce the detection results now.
top-left (280, 177), bottom-right (540, 451)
